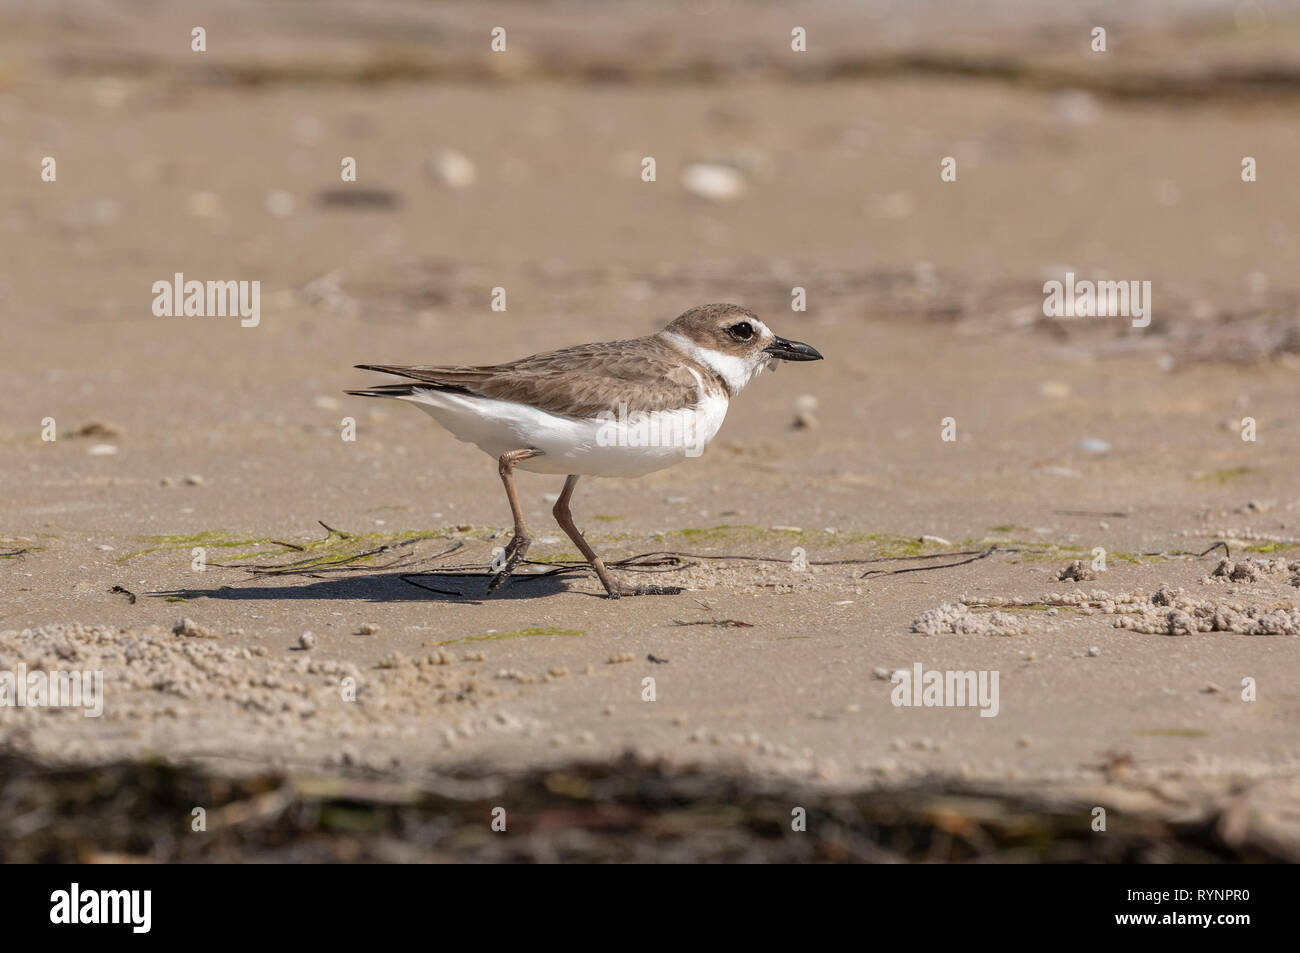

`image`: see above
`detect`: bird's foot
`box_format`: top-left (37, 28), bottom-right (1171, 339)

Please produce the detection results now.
top-left (486, 534), bottom-right (531, 594)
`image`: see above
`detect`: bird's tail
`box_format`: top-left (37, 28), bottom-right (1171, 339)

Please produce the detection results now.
top-left (343, 383), bottom-right (425, 399)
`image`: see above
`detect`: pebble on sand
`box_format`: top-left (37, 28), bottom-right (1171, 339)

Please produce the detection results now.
top-left (298, 631), bottom-right (316, 650)
top-left (792, 411), bottom-right (819, 430)
top-left (173, 618), bottom-right (220, 639)
top-left (682, 163), bottom-right (746, 201)
top-left (791, 394), bottom-right (820, 429)
top-left (427, 148), bottom-right (477, 189)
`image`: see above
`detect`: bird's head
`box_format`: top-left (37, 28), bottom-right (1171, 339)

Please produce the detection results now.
top-left (660, 303), bottom-right (823, 395)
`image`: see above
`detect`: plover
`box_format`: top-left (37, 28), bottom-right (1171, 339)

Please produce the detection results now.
top-left (347, 303), bottom-right (822, 598)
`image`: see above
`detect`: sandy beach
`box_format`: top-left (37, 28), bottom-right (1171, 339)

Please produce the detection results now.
top-left (3, 0), bottom-right (1300, 860)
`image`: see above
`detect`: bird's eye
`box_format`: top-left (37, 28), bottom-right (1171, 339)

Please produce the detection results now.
top-left (728, 322), bottom-right (754, 341)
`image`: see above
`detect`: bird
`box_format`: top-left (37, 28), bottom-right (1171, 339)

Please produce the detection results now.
top-left (346, 303), bottom-right (823, 598)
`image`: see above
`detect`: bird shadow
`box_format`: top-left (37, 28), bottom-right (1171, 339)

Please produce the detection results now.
top-left (150, 570), bottom-right (588, 605)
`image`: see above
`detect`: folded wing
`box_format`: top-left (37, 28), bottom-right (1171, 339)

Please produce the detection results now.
top-left (350, 339), bottom-right (709, 419)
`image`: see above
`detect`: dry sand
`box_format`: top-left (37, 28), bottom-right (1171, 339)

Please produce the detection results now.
top-left (3, 0), bottom-right (1300, 856)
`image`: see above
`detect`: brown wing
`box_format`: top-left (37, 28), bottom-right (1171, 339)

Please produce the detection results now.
top-left (354, 337), bottom-right (710, 419)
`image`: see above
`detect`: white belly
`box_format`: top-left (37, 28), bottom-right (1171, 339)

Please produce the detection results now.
top-left (399, 389), bottom-right (729, 477)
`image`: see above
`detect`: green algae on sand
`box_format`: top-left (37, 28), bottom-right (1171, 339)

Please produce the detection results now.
top-left (433, 626), bottom-right (586, 646)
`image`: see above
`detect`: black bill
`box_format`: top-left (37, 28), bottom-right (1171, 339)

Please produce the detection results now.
top-left (763, 336), bottom-right (824, 361)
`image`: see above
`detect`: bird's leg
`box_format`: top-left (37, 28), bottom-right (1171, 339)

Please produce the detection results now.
top-left (552, 474), bottom-right (681, 599)
top-left (487, 448), bottom-right (541, 593)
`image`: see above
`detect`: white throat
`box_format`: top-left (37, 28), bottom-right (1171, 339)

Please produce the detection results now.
top-left (660, 332), bottom-right (767, 396)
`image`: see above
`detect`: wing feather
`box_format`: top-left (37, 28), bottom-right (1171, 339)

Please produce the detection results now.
top-left (353, 337), bottom-right (711, 418)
